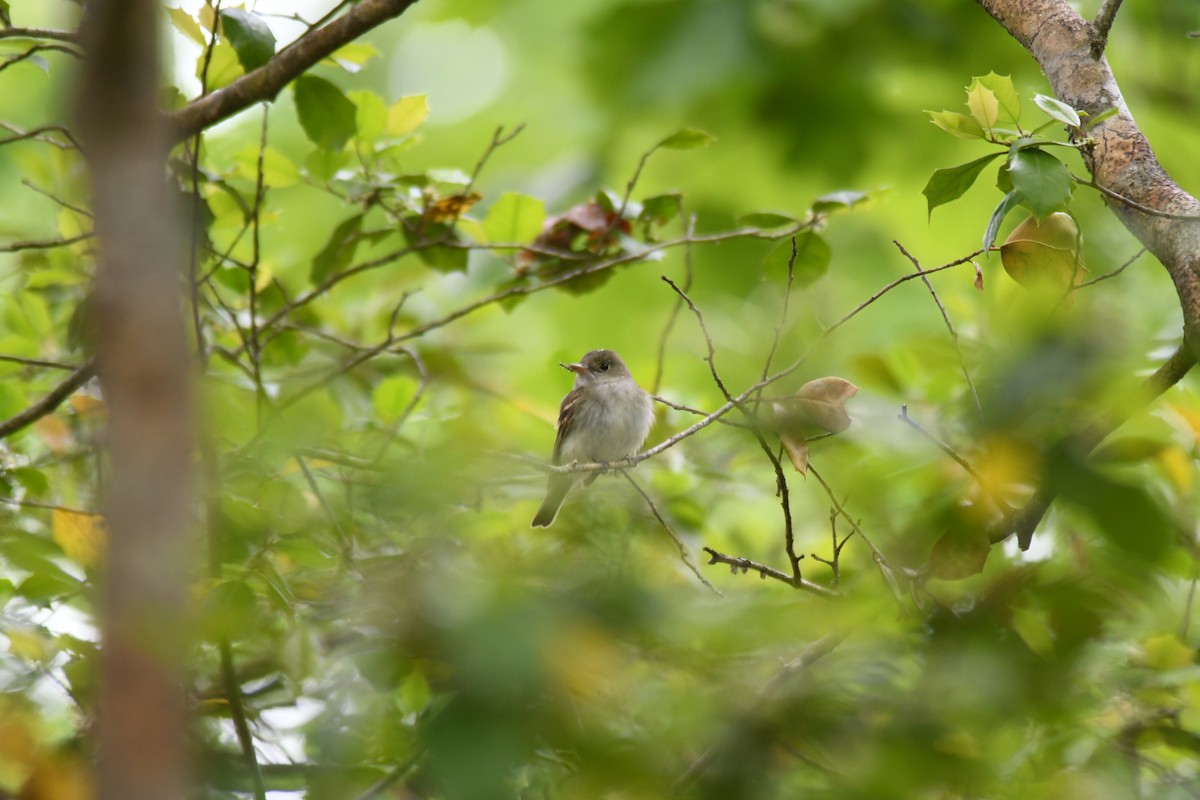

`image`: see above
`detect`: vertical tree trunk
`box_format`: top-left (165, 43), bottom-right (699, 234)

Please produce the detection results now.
top-left (76, 2), bottom-right (194, 799)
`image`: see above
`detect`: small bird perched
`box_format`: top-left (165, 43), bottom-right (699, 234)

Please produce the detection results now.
top-left (531, 349), bottom-right (654, 528)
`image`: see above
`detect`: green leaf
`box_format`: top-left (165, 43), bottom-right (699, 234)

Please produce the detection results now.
top-left (738, 212), bottom-right (798, 229)
top-left (373, 376), bottom-right (418, 423)
top-left (167, 7), bottom-right (206, 46)
top-left (201, 580), bottom-right (259, 640)
top-left (1033, 93), bottom-right (1081, 127)
top-left (198, 40), bottom-right (243, 90)
top-left (639, 193), bottom-right (682, 226)
top-left (387, 95), bottom-right (429, 137)
top-left (983, 191), bottom-right (1020, 253)
top-left (927, 110), bottom-right (985, 140)
top-left (655, 128), bottom-right (715, 150)
top-left (973, 73), bottom-right (1021, 125)
top-left (764, 230), bottom-right (830, 288)
top-left (294, 75), bottom-right (357, 151)
top-left (1046, 446), bottom-right (1171, 560)
top-left (965, 82), bottom-right (999, 132)
top-left (326, 42), bottom-right (380, 73)
top-left (794, 233), bottom-right (832, 286)
top-left (1008, 147), bottom-right (1074, 218)
top-left (404, 224), bottom-right (467, 272)
top-left (349, 90), bottom-right (387, 144)
top-left (483, 193), bottom-right (546, 247)
top-left (1083, 106), bottom-right (1119, 129)
top-left (922, 153), bottom-right (1003, 218)
top-left (220, 9), bottom-right (276, 72)
top-left (310, 214), bottom-right (364, 285)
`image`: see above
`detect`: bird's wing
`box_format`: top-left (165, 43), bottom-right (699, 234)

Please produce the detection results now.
top-left (551, 387), bottom-right (583, 464)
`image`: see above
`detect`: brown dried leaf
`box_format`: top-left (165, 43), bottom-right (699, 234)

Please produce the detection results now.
top-left (928, 525), bottom-right (990, 580)
top-left (423, 192), bottom-right (482, 223)
top-left (973, 260), bottom-right (984, 292)
top-left (781, 377), bottom-right (859, 434)
top-left (774, 405), bottom-right (810, 475)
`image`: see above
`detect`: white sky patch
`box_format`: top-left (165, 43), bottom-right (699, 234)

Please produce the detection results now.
top-left (389, 20), bottom-right (508, 125)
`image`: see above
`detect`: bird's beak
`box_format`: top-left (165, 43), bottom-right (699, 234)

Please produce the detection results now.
top-left (560, 362), bottom-right (587, 374)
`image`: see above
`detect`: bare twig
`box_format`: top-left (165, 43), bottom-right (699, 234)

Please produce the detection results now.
top-left (661, 275), bottom-right (803, 582)
top-left (0, 353), bottom-right (81, 371)
top-left (1072, 175), bottom-right (1200, 220)
top-left (0, 27), bottom-right (79, 44)
top-left (1091, 0), bottom-right (1125, 57)
top-left (652, 214), bottom-right (696, 394)
top-left (219, 640), bottom-right (267, 800)
top-left (619, 471), bottom-right (722, 596)
top-left (1073, 247), bottom-right (1146, 290)
top-left (0, 232), bottom-right (92, 253)
top-left (898, 404), bottom-right (1015, 515)
top-left (894, 240), bottom-right (983, 418)
top-left (172, 0), bottom-right (421, 141)
top-left (21, 180), bottom-right (92, 219)
top-left (759, 236), bottom-right (798, 389)
top-left (809, 507), bottom-right (855, 589)
top-left (701, 547), bottom-right (836, 597)
top-left (297, 456), bottom-right (353, 566)
top-left (0, 361), bottom-right (94, 440)
top-left (0, 43), bottom-right (81, 75)
top-left (0, 123), bottom-right (81, 150)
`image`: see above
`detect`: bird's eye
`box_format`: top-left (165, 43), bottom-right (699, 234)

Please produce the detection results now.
top-left (600, 361), bottom-right (610, 371)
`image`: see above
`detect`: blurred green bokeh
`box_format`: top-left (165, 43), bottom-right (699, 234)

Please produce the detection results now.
top-left (2, 0), bottom-right (1200, 798)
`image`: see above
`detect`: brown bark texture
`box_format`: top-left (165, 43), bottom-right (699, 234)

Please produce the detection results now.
top-left (77, 1), bottom-right (195, 798)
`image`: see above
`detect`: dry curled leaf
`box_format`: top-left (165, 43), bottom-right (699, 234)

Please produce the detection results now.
top-left (773, 401), bottom-right (811, 475)
top-left (422, 191), bottom-right (482, 223)
top-left (776, 377), bottom-right (859, 434)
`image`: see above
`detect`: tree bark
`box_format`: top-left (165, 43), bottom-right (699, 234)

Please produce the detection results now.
top-left (77, 1), bottom-right (194, 798)
top-left (976, 0), bottom-right (1200, 355)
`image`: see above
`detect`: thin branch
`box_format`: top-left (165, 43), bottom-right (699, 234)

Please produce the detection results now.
top-left (297, 456), bottom-right (353, 566)
top-left (661, 275), bottom-right (803, 581)
top-left (1072, 174), bottom-right (1200, 220)
top-left (898, 404), bottom-right (1015, 515)
top-left (1073, 247), bottom-right (1145, 290)
top-left (1090, 0), bottom-right (1125, 57)
top-left (759, 235), bottom-right (797, 388)
top-left (0, 232), bottom-right (92, 253)
top-left (0, 361), bottom-right (94, 440)
top-left (807, 464), bottom-right (906, 600)
top-left (0, 27), bottom-right (78, 44)
top-left (219, 640), bottom-right (266, 800)
top-left (21, 179), bottom-right (92, 219)
top-left (0, 123), bottom-right (81, 150)
top-left (893, 240), bottom-right (982, 418)
top-left (701, 547), bottom-right (837, 597)
top-left (0, 353), bottom-right (81, 371)
top-left (619, 470), bottom-right (722, 596)
top-left (354, 748), bottom-right (425, 800)
top-left (0, 43), bottom-right (82, 74)
top-left (651, 395), bottom-right (755, 430)
top-left (652, 214), bottom-right (696, 394)
top-left (171, 0), bottom-right (421, 141)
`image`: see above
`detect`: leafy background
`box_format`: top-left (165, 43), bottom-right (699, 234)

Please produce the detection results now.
top-left (1, 0), bottom-right (1200, 798)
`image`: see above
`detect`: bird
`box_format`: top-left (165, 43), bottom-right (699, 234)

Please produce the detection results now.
top-left (530, 349), bottom-right (654, 528)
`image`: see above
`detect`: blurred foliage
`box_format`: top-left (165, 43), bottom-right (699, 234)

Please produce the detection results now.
top-left (0, 0), bottom-right (1199, 798)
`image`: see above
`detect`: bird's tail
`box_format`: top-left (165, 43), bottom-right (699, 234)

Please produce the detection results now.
top-left (531, 474), bottom-right (572, 528)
